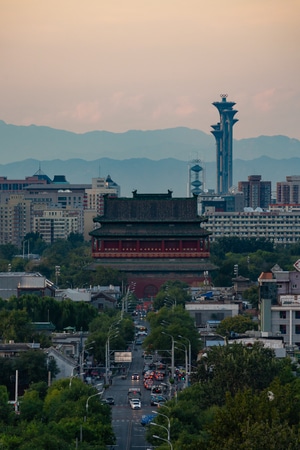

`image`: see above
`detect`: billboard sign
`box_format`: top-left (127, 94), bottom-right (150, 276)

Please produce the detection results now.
top-left (114, 351), bottom-right (132, 363)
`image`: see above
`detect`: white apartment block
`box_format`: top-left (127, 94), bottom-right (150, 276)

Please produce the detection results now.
top-left (259, 268), bottom-right (300, 347)
top-left (204, 209), bottom-right (300, 244)
top-left (260, 297), bottom-right (300, 347)
top-left (33, 209), bottom-right (82, 244)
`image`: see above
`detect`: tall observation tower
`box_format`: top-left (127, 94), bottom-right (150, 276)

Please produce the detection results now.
top-left (187, 158), bottom-right (205, 197)
top-left (211, 95), bottom-right (238, 195)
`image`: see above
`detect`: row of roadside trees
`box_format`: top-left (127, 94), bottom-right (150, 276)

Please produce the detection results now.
top-left (139, 281), bottom-right (300, 449)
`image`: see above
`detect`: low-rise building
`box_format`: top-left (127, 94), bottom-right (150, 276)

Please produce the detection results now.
top-left (0, 272), bottom-right (55, 300)
top-left (204, 209), bottom-right (300, 244)
top-left (259, 264), bottom-right (300, 347)
top-left (185, 299), bottom-right (240, 330)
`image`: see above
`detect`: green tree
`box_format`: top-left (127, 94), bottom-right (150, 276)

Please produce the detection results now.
top-left (0, 309), bottom-right (33, 342)
top-left (14, 350), bottom-right (59, 386)
top-left (22, 232), bottom-right (48, 255)
top-left (0, 385), bottom-right (13, 423)
top-left (216, 315), bottom-right (258, 338)
top-left (193, 342), bottom-right (285, 405)
top-left (0, 243), bottom-right (19, 260)
top-left (152, 280), bottom-right (191, 310)
top-left (87, 315), bottom-right (134, 364)
top-left (91, 265), bottom-right (126, 287)
top-left (243, 285), bottom-right (259, 309)
top-left (144, 305), bottom-right (200, 366)
top-left (20, 389), bottom-right (44, 422)
top-left (207, 388), bottom-right (300, 450)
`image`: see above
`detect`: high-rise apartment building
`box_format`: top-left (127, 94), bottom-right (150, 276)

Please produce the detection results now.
top-left (33, 208), bottom-right (82, 244)
top-left (277, 176), bottom-right (300, 204)
top-left (238, 175), bottom-right (272, 209)
top-left (211, 95), bottom-right (238, 195)
top-left (0, 195), bottom-right (32, 247)
top-left (0, 171), bottom-right (120, 245)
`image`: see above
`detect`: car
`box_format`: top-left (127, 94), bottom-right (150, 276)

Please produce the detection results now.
top-left (151, 394), bottom-right (167, 406)
top-left (144, 378), bottom-right (153, 389)
top-left (139, 331), bottom-right (148, 336)
top-left (101, 397), bottom-right (115, 405)
top-left (136, 340), bottom-right (143, 345)
top-left (141, 413), bottom-right (157, 426)
top-left (131, 373), bottom-right (140, 380)
top-left (130, 398), bottom-right (141, 410)
top-left (154, 372), bottom-right (164, 381)
top-left (105, 397), bottom-right (115, 405)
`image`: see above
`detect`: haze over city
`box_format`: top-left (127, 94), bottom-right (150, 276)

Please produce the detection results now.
top-left (1, 0), bottom-right (300, 144)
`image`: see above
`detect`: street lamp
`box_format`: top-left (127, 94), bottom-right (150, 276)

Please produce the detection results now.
top-left (22, 240), bottom-right (29, 259)
top-left (69, 372), bottom-right (85, 388)
top-left (55, 265), bottom-right (60, 286)
top-left (164, 297), bottom-right (176, 311)
top-left (86, 391), bottom-right (102, 414)
top-left (151, 410), bottom-right (171, 441)
top-left (151, 423), bottom-right (170, 441)
top-left (153, 434), bottom-right (173, 450)
top-left (174, 341), bottom-right (188, 389)
top-left (178, 335), bottom-right (191, 386)
top-left (105, 329), bottom-right (119, 385)
top-left (121, 282), bottom-right (136, 318)
top-left (162, 331), bottom-right (175, 379)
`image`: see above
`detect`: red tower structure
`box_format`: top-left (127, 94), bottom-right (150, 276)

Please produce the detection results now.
top-left (90, 191), bottom-right (215, 299)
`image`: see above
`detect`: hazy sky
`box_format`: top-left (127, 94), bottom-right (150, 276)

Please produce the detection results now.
top-left (1, 0), bottom-right (300, 140)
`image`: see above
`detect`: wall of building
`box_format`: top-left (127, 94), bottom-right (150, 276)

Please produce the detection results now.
top-left (204, 210), bottom-right (300, 244)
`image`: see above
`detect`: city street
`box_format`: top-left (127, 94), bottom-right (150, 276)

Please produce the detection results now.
top-left (102, 338), bottom-right (154, 450)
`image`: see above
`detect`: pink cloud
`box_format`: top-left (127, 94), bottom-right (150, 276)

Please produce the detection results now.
top-left (71, 101), bottom-right (102, 123)
top-left (174, 96), bottom-right (197, 117)
top-left (110, 92), bottom-right (145, 111)
top-left (253, 89), bottom-right (276, 112)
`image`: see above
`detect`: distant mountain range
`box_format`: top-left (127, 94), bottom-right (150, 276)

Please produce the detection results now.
top-left (0, 156), bottom-right (299, 198)
top-left (0, 121), bottom-right (300, 196)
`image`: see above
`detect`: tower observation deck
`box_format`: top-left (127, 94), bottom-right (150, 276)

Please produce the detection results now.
top-left (211, 95), bottom-right (238, 195)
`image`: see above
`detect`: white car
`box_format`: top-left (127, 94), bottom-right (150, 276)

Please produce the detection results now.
top-left (130, 398), bottom-right (142, 410)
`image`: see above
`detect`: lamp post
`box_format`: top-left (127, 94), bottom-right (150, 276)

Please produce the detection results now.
top-left (55, 265), bottom-right (60, 286)
top-left (86, 391), bottom-right (101, 414)
top-left (151, 410), bottom-right (171, 441)
top-left (22, 240), bottom-right (29, 259)
top-left (178, 335), bottom-right (191, 386)
top-left (164, 297), bottom-right (176, 311)
top-left (105, 329), bottom-right (119, 385)
top-left (162, 331), bottom-right (175, 379)
top-left (121, 281), bottom-right (136, 318)
top-left (153, 434), bottom-right (173, 450)
top-left (174, 341), bottom-right (188, 389)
